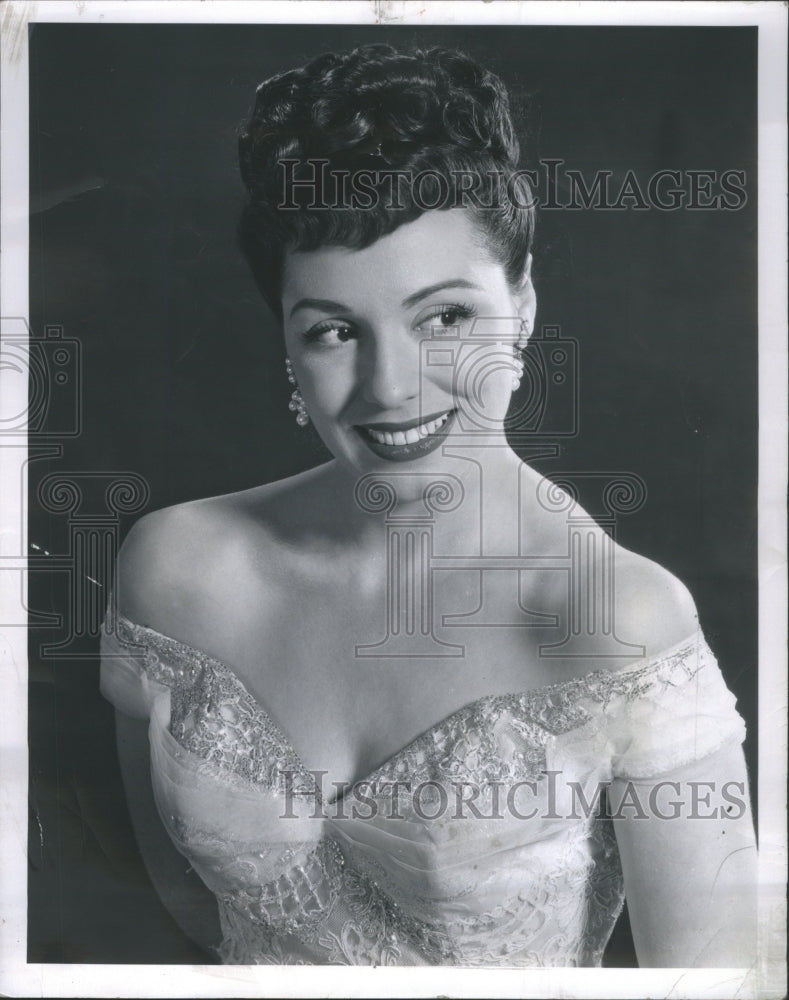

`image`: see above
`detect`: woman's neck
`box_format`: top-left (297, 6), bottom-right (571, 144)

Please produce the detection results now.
top-left (319, 442), bottom-right (529, 554)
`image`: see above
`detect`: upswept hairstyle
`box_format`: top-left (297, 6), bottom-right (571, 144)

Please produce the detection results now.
top-left (238, 44), bottom-right (535, 319)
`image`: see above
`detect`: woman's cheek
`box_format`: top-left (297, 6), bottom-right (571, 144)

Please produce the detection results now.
top-left (303, 372), bottom-right (355, 434)
top-left (452, 351), bottom-right (515, 429)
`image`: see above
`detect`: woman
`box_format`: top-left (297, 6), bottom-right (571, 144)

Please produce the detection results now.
top-left (100, 44), bottom-right (756, 967)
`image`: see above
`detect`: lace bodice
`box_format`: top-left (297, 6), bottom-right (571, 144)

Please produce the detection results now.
top-left (100, 608), bottom-right (746, 967)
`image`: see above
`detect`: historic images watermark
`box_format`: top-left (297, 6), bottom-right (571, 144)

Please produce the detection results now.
top-left (279, 769), bottom-right (750, 823)
top-left (279, 158), bottom-right (748, 212)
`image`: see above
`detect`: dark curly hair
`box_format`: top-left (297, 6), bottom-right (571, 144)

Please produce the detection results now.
top-left (238, 44), bottom-right (535, 319)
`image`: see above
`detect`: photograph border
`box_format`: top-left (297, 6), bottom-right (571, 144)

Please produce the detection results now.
top-left (1, 1), bottom-right (786, 997)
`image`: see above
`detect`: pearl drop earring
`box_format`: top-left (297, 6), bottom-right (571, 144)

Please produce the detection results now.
top-left (285, 357), bottom-right (309, 427)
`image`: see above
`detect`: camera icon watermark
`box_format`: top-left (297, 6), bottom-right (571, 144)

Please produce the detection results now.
top-left (0, 318), bottom-right (82, 437)
top-left (418, 318), bottom-right (578, 442)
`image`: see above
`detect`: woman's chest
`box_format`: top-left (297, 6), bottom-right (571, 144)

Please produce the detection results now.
top-left (166, 656), bottom-right (620, 966)
top-left (220, 568), bottom-right (573, 792)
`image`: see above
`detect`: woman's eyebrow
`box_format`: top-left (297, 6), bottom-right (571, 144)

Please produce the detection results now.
top-left (401, 279), bottom-right (483, 309)
top-left (288, 279), bottom-right (483, 320)
top-left (288, 297), bottom-right (350, 319)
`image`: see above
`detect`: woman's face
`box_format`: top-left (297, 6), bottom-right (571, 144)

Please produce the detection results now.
top-left (281, 209), bottom-right (536, 477)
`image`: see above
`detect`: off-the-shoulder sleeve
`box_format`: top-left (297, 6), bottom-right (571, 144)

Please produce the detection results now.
top-left (604, 632), bottom-right (747, 780)
top-left (99, 605), bottom-right (181, 719)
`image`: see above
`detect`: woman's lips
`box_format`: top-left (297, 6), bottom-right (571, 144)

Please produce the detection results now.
top-left (356, 410), bottom-right (456, 462)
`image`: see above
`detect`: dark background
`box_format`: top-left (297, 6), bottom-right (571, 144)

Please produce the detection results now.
top-left (27, 23), bottom-right (757, 964)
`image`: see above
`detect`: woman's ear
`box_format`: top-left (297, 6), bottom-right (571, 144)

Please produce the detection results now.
top-left (514, 253), bottom-right (537, 342)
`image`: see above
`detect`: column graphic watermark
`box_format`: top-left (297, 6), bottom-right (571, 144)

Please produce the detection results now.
top-left (36, 472), bottom-right (149, 658)
top-left (354, 474), bottom-right (465, 658)
top-left (353, 468), bottom-right (647, 660)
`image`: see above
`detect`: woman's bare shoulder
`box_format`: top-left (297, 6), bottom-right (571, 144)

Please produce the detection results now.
top-left (519, 466), bottom-right (698, 657)
top-left (609, 544), bottom-right (699, 660)
top-left (113, 465), bottom-right (333, 639)
top-left (532, 543), bottom-right (700, 689)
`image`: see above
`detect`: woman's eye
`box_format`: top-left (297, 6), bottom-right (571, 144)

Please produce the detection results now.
top-left (414, 303), bottom-right (477, 333)
top-left (303, 321), bottom-right (356, 346)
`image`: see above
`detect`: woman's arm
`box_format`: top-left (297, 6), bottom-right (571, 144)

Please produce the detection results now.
top-left (110, 506), bottom-right (225, 957)
top-left (609, 556), bottom-right (758, 967)
top-left (611, 739), bottom-right (757, 967)
top-left (115, 709), bottom-right (223, 957)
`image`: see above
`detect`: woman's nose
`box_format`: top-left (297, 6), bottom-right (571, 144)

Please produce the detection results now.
top-left (359, 328), bottom-right (420, 409)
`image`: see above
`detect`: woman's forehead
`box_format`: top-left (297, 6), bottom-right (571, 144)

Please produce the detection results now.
top-left (281, 210), bottom-right (503, 307)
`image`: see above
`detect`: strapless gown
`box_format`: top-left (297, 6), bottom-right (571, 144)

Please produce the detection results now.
top-left (100, 608), bottom-right (746, 966)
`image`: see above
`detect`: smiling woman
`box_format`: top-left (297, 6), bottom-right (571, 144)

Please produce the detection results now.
top-left (99, 43), bottom-right (757, 967)
top-left (280, 210), bottom-right (532, 474)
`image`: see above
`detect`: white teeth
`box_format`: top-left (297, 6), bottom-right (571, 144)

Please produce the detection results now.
top-left (365, 411), bottom-right (451, 446)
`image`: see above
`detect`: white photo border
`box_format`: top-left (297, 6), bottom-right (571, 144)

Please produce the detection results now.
top-left (1, 1), bottom-right (786, 997)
